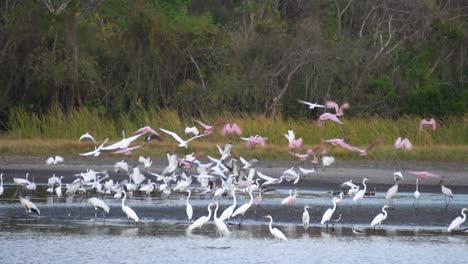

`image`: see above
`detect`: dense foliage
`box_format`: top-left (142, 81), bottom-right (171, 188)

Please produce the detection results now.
top-left (0, 0), bottom-right (467, 123)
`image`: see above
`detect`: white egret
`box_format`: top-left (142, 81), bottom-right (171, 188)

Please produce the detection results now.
top-left (55, 176), bottom-right (63, 198)
top-left (188, 203), bottom-right (214, 231)
top-left (186, 190), bottom-right (193, 222)
top-left (88, 197), bottom-right (110, 222)
top-left (414, 179), bottom-right (420, 207)
top-left (46, 156), bottom-right (64, 165)
top-left (232, 189), bottom-right (254, 227)
top-left (297, 99), bottom-right (325, 110)
top-left (101, 131), bottom-right (145, 150)
top-left (0, 173), bottom-right (4, 196)
top-left (159, 128), bottom-right (208, 148)
top-left (264, 215), bottom-right (288, 242)
top-left (303, 205), bottom-right (310, 230)
top-left (138, 156), bottom-right (152, 168)
top-left (440, 181), bottom-right (453, 207)
top-left (371, 205), bottom-right (391, 229)
top-left (321, 197), bottom-right (341, 230)
top-left (138, 180), bottom-right (155, 195)
top-left (353, 178), bottom-right (369, 204)
top-left (19, 196), bottom-right (40, 215)
top-left (13, 173), bottom-right (30, 186)
top-left (114, 160), bottom-right (129, 173)
top-left (185, 126), bottom-right (200, 136)
top-left (79, 132), bottom-right (97, 144)
top-left (386, 173), bottom-right (403, 206)
top-left (214, 201), bottom-right (230, 236)
top-left (121, 190), bottom-right (139, 223)
top-left (79, 138), bottom-right (109, 156)
top-left (447, 208), bottom-right (467, 232)
top-left (219, 188), bottom-right (237, 221)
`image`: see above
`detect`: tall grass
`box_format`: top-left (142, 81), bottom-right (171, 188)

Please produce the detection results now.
top-left (7, 107), bottom-right (468, 147)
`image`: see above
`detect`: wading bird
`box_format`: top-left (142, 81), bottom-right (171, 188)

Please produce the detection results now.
top-left (0, 174), bottom-right (3, 196)
top-left (371, 205), bottom-right (391, 229)
top-left (414, 179), bottom-right (421, 208)
top-left (232, 189), bottom-right (254, 227)
top-left (264, 215), bottom-right (288, 242)
top-left (303, 205), bottom-right (310, 230)
top-left (138, 156), bottom-right (152, 168)
top-left (408, 171), bottom-right (441, 179)
top-left (88, 197), bottom-right (110, 222)
top-left (19, 196), bottom-right (40, 215)
top-left (186, 190), bottom-right (193, 222)
top-left (321, 197), bottom-right (341, 230)
top-left (219, 189), bottom-right (238, 221)
top-left (353, 178), bottom-right (369, 204)
top-left (188, 203), bottom-right (214, 231)
top-left (213, 201), bottom-right (230, 236)
top-left (440, 180), bottom-right (454, 207)
top-left (447, 208), bottom-right (467, 232)
top-left (386, 172), bottom-right (404, 206)
top-left (284, 129), bottom-right (304, 152)
top-left (121, 190), bottom-right (139, 223)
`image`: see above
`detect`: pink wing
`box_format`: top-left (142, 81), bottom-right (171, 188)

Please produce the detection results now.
top-left (231, 123), bottom-right (242, 135)
top-left (134, 126), bottom-right (160, 136)
top-left (408, 171), bottom-right (441, 178)
top-left (394, 137), bottom-right (402, 148)
top-left (327, 114), bottom-right (343, 124)
top-left (325, 101), bottom-right (339, 113)
top-left (193, 119), bottom-right (210, 129)
top-left (337, 102), bottom-right (350, 116)
top-left (221, 123), bottom-right (231, 136)
top-left (112, 144), bottom-right (143, 155)
top-left (430, 118), bottom-right (437, 131)
top-left (336, 140), bottom-right (358, 152)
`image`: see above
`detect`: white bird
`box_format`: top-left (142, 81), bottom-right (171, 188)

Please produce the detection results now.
top-left (321, 197), bottom-right (341, 229)
top-left (297, 99), bottom-right (325, 110)
top-left (322, 156), bottom-right (335, 167)
top-left (88, 197), bottom-right (110, 221)
top-left (159, 128), bottom-right (208, 148)
top-left (219, 189), bottom-right (238, 221)
top-left (26, 178), bottom-right (37, 192)
top-left (213, 201), bottom-right (230, 236)
top-left (216, 144), bottom-right (233, 161)
top-left (79, 132), bottom-right (96, 144)
top-left (114, 160), bottom-right (129, 173)
top-left (46, 156), bottom-right (64, 165)
top-left (303, 205), bottom-right (310, 230)
top-left (13, 173), bottom-right (31, 186)
top-left (239, 157), bottom-right (258, 170)
top-left (0, 173), bottom-right (4, 196)
top-left (55, 176), bottom-right (63, 198)
top-left (184, 126), bottom-right (200, 136)
top-left (130, 167), bottom-right (146, 185)
top-left (19, 196), bottom-right (40, 215)
top-left (386, 173), bottom-right (403, 206)
top-left (353, 178), bottom-right (369, 203)
top-left (101, 131), bottom-right (145, 151)
top-left (371, 205), bottom-right (391, 229)
top-left (188, 203), bottom-right (214, 231)
top-left (414, 179), bottom-right (421, 207)
top-left (447, 208), bottom-right (468, 232)
top-left (264, 215), bottom-right (288, 242)
top-left (441, 181), bottom-right (454, 207)
top-left (138, 156), bottom-right (152, 168)
top-left (139, 180), bottom-right (155, 195)
top-left (256, 171), bottom-right (284, 186)
top-left (162, 153), bottom-right (178, 175)
top-left (80, 138), bottom-right (109, 156)
top-left (186, 190), bottom-right (193, 222)
top-left (47, 174), bottom-right (60, 186)
top-left (299, 167), bottom-right (315, 175)
top-left (121, 190), bottom-right (139, 223)
top-left (232, 189), bottom-right (254, 225)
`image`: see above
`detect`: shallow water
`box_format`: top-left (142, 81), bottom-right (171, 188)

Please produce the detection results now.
top-left (1, 221), bottom-right (467, 264)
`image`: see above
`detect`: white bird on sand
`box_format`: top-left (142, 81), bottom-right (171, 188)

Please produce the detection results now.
top-left (447, 208), bottom-right (467, 232)
top-left (264, 215), bottom-right (288, 242)
top-left (46, 156), bottom-right (64, 165)
top-left (353, 178), bottom-right (369, 203)
top-left (121, 190), bottom-right (139, 223)
top-left (213, 201), bottom-right (230, 236)
top-left (371, 205), bottom-right (391, 229)
top-left (186, 190), bottom-right (193, 222)
top-left (114, 160), bottom-right (129, 173)
top-left (303, 205), bottom-right (310, 230)
top-left (184, 126), bottom-right (200, 136)
top-left (19, 196), bottom-right (40, 215)
top-left (138, 156), bottom-right (152, 168)
top-left (80, 138), bottom-right (109, 157)
top-left (79, 132), bottom-right (96, 144)
top-left (297, 99), bottom-right (325, 110)
top-left (219, 189), bottom-right (238, 221)
top-left (159, 128), bottom-right (208, 148)
top-left (188, 203), bottom-right (214, 231)
top-left (88, 197), bottom-right (110, 221)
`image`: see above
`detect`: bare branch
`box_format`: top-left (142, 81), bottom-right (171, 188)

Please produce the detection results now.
top-left (190, 56), bottom-right (206, 90)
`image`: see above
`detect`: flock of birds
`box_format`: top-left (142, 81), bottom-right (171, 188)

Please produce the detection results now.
top-left (0, 100), bottom-right (465, 242)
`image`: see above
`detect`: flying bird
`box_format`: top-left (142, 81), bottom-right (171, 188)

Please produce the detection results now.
top-left (79, 132), bottom-right (96, 144)
top-left (318, 113), bottom-right (343, 125)
top-left (419, 118), bottom-right (437, 131)
top-left (184, 126), bottom-right (200, 136)
top-left (193, 119), bottom-right (215, 134)
top-left (159, 128), bottom-right (208, 148)
top-left (297, 99), bottom-right (325, 110)
top-left (394, 137), bottom-right (413, 150)
top-left (325, 101), bottom-right (350, 116)
top-left (221, 123), bottom-right (242, 137)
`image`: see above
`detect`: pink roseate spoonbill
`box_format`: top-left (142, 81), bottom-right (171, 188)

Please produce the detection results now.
top-left (322, 138), bottom-right (356, 152)
top-left (407, 171), bottom-right (441, 179)
top-left (371, 205), bottom-right (391, 230)
top-left (159, 128), bottom-right (208, 148)
top-left (134, 125), bottom-right (161, 138)
top-left (447, 208), bottom-right (468, 232)
top-left (318, 113), bottom-right (343, 125)
top-left (297, 99), bottom-right (325, 110)
top-left (394, 137), bottom-right (413, 150)
top-left (325, 101), bottom-right (350, 116)
top-left (264, 215), bottom-right (288, 242)
top-left (79, 132), bottom-right (96, 144)
top-left (353, 138), bottom-right (382, 156)
top-left (281, 189), bottom-right (297, 206)
top-left (419, 118), bottom-right (437, 131)
top-left (241, 135), bottom-right (268, 148)
top-left (289, 152), bottom-right (309, 161)
top-left (221, 122), bottom-right (242, 137)
top-left (112, 144), bottom-right (144, 156)
top-left (284, 129), bottom-right (304, 152)
top-left (193, 119), bottom-right (215, 134)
